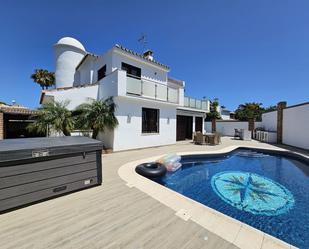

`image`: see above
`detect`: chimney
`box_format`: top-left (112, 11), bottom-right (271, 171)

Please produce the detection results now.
top-left (143, 50), bottom-right (154, 61)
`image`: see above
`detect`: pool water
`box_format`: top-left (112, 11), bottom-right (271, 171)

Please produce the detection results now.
top-left (155, 149), bottom-right (309, 248)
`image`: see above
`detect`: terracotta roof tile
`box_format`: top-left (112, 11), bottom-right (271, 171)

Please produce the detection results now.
top-left (0, 105), bottom-right (37, 115)
top-left (114, 44), bottom-right (170, 70)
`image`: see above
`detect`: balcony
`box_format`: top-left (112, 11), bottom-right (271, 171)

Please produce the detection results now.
top-left (184, 96), bottom-right (209, 112)
top-left (126, 75), bottom-right (179, 104)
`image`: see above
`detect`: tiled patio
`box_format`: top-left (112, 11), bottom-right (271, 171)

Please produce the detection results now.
top-left (0, 138), bottom-right (303, 249)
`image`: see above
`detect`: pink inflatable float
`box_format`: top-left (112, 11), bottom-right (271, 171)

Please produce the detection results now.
top-left (156, 154), bottom-right (182, 172)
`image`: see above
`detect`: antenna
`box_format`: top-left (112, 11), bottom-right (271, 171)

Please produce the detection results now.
top-left (138, 33), bottom-right (148, 52)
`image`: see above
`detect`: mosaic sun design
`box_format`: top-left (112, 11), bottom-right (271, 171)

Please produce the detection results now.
top-left (211, 171), bottom-right (295, 216)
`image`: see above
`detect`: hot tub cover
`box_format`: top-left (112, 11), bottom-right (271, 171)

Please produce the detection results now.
top-left (0, 137), bottom-right (104, 162)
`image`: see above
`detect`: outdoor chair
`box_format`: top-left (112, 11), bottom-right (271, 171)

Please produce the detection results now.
top-left (207, 134), bottom-right (215, 145)
top-left (214, 132), bottom-right (221, 144)
top-left (234, 129), bottom-right (241, 139)
top-left (195, 132), bottom-right (205, 145)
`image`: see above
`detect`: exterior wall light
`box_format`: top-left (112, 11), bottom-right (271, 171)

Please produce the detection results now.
top-left (127, 114), bottom-right (131, 123)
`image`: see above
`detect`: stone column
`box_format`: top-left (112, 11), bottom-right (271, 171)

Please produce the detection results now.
top-left (0, 112), bottom-right (4, 140)
top-left (248, 118), bottom-right (255, 131)
top-left (277, 101), bottom-right (287, 144)
top-left (248, 118), bottom-right (255, 138)
top-left (211, 119), bottom-right (216, 133)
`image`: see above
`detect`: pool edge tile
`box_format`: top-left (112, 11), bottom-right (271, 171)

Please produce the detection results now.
top-left (261, 233), bottom-right (291, 249)
top-left (233, 223), bottom-right (264, 249)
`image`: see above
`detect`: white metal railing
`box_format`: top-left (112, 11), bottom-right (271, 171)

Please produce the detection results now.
top-left (126, 75), bottom-right (179, 104)
top-left (184, 96), bottom-right (209, 111)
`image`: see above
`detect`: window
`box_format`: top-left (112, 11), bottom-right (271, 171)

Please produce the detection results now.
top-left (121, 62), bottom-right (141, 79)
top-left (97, 65), bottom-right (106, 81)
top-left (142, 108), bottom-right (159, 133)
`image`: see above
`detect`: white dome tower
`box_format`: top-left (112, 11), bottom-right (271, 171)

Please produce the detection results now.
top-left (54, 37), bottom-right (87, 88)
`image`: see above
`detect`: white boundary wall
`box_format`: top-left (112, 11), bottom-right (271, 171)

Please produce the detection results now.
top-left (205, 121), bottom-right (262, 136)
top-left (205, 121), bottom-right (247, 136)
top-left (261, 111), bottom-right (277, 132)
top-left (282, 103), bottom-right (309, 150)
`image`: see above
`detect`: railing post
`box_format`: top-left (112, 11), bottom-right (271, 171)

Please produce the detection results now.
top-left (155, 84), bottom-right (157, 99)
top-left (167, 87), bottom-right (169, 102)
top-left (141, 80), bottom-right (143, 95)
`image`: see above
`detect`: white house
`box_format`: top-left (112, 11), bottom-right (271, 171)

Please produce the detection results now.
top-left (220, 109), bottom-right (234, 120)
top-left (40, 37), bottom-right (210, 151)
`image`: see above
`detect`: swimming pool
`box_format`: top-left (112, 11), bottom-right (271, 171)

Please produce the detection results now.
top-left (154, 149), bottom-right (309, 249)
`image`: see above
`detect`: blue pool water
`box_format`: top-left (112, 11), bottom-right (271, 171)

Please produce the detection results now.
top-left (155, 149), bottom-right (309, 248)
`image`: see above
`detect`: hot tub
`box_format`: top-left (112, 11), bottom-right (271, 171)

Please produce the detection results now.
top-left (0, 136), bottom-right (103, 213)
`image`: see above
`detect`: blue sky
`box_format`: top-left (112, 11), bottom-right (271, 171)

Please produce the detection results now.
top-left (0, 0), bottom-right (308, 110)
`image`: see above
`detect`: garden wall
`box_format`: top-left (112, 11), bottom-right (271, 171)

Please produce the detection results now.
top-left (205, 120), bottom-right (248, 136)
top-left (205, 121), bottom-right (262, 136)
top-left (261, 111), bottom-right (277, 132)
top-left (206, 102), bottom-right (309, 150)
top-left (282, 103), bottom-right (309, 150)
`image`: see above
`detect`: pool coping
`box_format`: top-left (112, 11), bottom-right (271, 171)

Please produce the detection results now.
top-left (118, 145), bottom-right (307, 249)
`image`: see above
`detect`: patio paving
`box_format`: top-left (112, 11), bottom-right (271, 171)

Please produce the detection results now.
top-left (0, 137), bottom-right (297, 249)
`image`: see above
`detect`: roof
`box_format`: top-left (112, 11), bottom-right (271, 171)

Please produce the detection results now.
top-left (114, 44), bottom-right (170, 70)
top-left (76, 53), bottom-right (99, 70)
top-left (0, 105), bottom-right (36, 115)
top-left (56, 37), bottom-right (86, 51)
top-left (75, 44), bottom-right (170, 72)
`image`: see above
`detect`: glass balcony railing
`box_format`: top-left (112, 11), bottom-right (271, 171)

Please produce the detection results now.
top-left (184, 96), bottom-right (209, 111)
top-left (126, 76), bottom-right (179, 104)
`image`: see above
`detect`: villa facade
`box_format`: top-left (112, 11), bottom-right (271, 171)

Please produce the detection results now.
top-left (40, 37), bottom-right (210, 151)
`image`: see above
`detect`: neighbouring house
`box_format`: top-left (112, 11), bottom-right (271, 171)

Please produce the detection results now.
top-left (40, 37), bottom-right (210, 151)
top-left (220, 109), bottom-right (234, 120)
top-left (0, 103), bottom-right (43, 140)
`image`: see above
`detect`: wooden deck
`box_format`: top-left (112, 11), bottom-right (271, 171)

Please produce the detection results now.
top-left (0, 138), bottom-right (292, 249)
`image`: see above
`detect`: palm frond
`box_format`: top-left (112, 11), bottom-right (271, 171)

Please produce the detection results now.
top-left (75, 97), bottom-right (118, 139)
top-left (28, 100), bottom-right (73, 136)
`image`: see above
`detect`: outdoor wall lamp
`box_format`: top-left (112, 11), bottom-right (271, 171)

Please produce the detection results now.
top-left (127, 114), bottom-right (131, 123)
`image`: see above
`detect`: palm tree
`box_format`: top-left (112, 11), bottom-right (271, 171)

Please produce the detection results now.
top-left (207, 98), bottom-right (221, 132)
top-left (28, 101), bottom-right (74, 136)
top-left (235, 102), bottom-right (263, 121)
top-left (75, 97), bottom-right (118, 139)
top-left (31, 69), bottom-right (55, 90)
